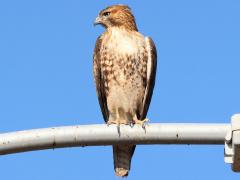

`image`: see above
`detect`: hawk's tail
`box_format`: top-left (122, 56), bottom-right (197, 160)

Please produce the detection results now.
top-left (113, 145), bottom-right (135, 177)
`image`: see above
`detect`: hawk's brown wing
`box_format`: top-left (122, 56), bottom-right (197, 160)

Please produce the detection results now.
top-left (140, 37), bottom-right (157, 120)
top-left (93, 36), bottom-right (109, 123)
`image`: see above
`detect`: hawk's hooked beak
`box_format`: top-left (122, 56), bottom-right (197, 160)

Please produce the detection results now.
top-left (94, 16), bottom-right (102, 26)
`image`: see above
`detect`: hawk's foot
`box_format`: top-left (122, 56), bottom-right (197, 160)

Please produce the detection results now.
top-left (107, 119), bottom-right (117, 126)
top-left (107, 119), bottom-right (129, 136)
top-left (133, 116), bottom-right (149, 128)
top-left (107, 119), bottom-right (129, 126)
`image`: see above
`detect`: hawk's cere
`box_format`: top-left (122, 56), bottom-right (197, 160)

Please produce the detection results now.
top-left (93, 4), bottom-right (157, 177)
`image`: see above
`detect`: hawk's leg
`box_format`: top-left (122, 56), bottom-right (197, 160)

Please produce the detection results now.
top-left (107, 118), bottom-right (129, 126)
top-left (133, 115), bottom-right (149, 128)
top-left (107, 119), bottom-right (128, 125)
top-left (107, 109), bottom-right (129, 136)
top-left (107, 119), bottom-right (118, 125)
top-left (107, 108), bottom-right (128, 125)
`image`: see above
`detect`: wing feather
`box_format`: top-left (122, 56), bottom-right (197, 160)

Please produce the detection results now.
top-left (93, 36), bottom-right (109, 123)
top-left (140, 37), bottom-right (157, 119)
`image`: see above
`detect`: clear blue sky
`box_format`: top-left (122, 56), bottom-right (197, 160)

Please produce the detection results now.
top-left (0, 0), bottom-right (239, 179)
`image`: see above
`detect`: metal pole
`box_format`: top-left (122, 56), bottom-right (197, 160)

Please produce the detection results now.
top-left (0, 123), bottom-right (230, 155)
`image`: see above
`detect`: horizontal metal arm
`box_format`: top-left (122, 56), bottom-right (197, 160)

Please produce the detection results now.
top-left (0, 123), bottom-right (230, 155)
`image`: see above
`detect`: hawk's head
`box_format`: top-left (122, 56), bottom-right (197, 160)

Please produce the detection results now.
top-left (94, 5), bottom-right (138, 31)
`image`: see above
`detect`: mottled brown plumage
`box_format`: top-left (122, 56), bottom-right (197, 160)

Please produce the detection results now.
top-left (93, 4), bottom-right (157, 177)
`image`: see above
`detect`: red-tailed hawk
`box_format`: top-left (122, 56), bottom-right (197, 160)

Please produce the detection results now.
top-left (93, 5), bottom-right (157, 177)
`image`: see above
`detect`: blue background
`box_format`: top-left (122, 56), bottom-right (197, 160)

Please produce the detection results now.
top-left (0, 0), bottom-right (239, 179)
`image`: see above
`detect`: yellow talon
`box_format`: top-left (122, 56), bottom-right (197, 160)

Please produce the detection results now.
top-left (107, 119), bottom-right (129, 126)
top-left (133, 115), bottom-right (149, 127)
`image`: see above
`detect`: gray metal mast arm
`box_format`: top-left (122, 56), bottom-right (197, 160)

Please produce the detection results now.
top-left (0, 123), bottom-right (230, 155)
top-left (0, 114), bottom-right (239, 172)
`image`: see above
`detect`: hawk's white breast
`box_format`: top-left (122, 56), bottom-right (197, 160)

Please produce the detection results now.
top-left (105, 27), bottom-right (145, 55)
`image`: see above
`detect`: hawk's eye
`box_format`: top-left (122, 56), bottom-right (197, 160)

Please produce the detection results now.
top-left (103, 12), bottom-right (111, 17)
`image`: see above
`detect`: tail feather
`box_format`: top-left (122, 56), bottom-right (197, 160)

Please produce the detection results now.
top-left (113, 145), bottom-right (135, 177)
